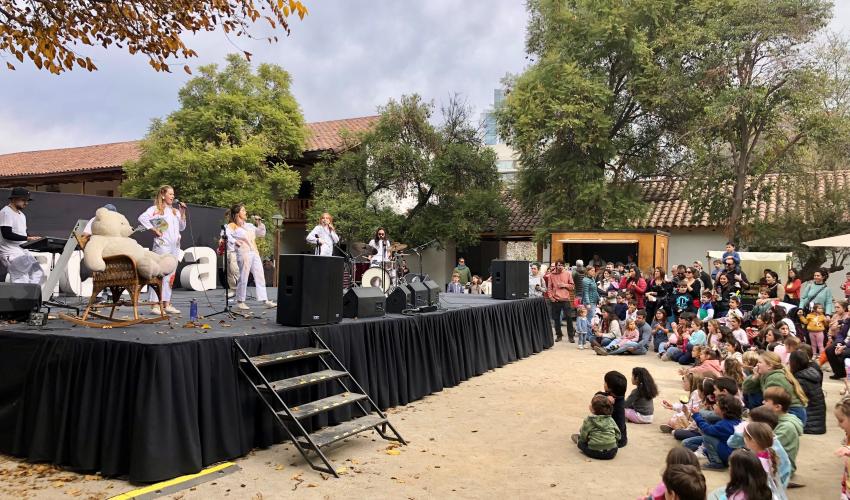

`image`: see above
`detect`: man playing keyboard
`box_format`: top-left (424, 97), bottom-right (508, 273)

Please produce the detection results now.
top-left (0, 187), bottom-right (43, 284)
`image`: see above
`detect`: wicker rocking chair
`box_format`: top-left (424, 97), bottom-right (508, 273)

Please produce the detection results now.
top-left (60, 233), bottom-right (169, 328)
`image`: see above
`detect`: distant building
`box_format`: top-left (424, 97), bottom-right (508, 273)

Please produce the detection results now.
top-left (482, 88), bottom-right (520, 182)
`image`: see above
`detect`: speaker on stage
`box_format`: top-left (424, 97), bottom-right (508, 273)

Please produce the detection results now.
top-left (422, 279), bottom-right (440, 306)
top-left (491, 260), bottom-right (530, 300)
top-left (0, 283), bottom-right (41, 320)
top-left (406, 281), bottom-right (428, 308)
top-left (386, 286), bottom-right (411, 313)
top-left (343, 287), bottom-right (386, 318)
top-left (277, 255), bottom-right (343, 326)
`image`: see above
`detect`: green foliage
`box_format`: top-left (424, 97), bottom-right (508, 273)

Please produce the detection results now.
top-left (671, 0), bottom-right (833, 240)
top-left (498, 0), bottom-right (684, 233)
top-left (308, 94), bottom-right (506, 249)
top-left (123, 54), bottom-right (304, 237)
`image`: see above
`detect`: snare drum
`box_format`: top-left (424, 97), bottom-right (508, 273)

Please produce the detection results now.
top-left (361, 267), bottom-right (391, 293)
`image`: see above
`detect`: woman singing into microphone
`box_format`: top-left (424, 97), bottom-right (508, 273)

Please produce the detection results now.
top-left (138, 185), bottom-right (185, 315)
top-left (306, 212), bottom-right (339, 256)
top-left (226, 203), bottom-right (276, 311)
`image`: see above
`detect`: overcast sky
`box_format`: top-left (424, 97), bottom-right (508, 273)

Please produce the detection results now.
top-left (0, 0), bottom-right (847, 155)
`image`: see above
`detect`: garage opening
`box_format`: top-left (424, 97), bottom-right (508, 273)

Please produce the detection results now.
top-left (560, 241), bottom-right (638, 266)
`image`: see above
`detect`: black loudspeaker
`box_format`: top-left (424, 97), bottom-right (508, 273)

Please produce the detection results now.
top-left (386, 286), bottom-right (411, 313)
top-left (422, 280), bottom-right (440, 305)
top-left (0, 283), bottom-right (42, 319)
top-left (277, 255), bottom-right (343, 326)
top-left (491, 260), bottom-right (530, 300)
top-left (343, 287), bottom-right (386, 318)
top-left (406, 282), bottom-right (428, 308)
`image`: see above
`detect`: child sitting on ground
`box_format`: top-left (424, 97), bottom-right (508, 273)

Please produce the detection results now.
top-left (661, 464), bottom-right (706, 500)
top-left (685, 394), bottom-right (743, 469)
top-left (726, 405), bottom-right (792, 489)
top-left (698, 291), bottom-right (715, 322)
top-left (713, 448), bottom-right (773, 500)
top-left (596, 370), bottom-right (628, 448)
top-left (642, 448), bottom-right (700, 500)
top-left (742, 350), bottom-right (762, 409)
top-left (672, 379), bottom-right (717, 443)
top-left (743, 422), bottom-right (786, 498)
top-left (832, 398), bottom-right (850, 497)
top-left (651, 309), bottom-right (670, 353)
top-left (625, 367), bottom-right (659, 424)
top-left (705, 319), bottom-right (722, 349)
top-left (571, 394), bottom-right (621, 460)
top-left (762, 387), bottom-right (803, 476)
top-left (723, 358), bottom-right (745, 387)
top-left (724, 296), bottom-right (744, 327)
top-left (575, 305), bottom-right (590, 351)
top-left (660, 372), bottom-right (704, 434)
top-left (596, 318), bottom-right (639, 355)
top-left (682, 347), bottom-right (723, 378)
top-left (729, 316), bottom-right (749, 349)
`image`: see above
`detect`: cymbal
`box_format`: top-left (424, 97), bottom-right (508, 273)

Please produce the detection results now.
top-left (350, 242), bottom-right (377, 256)
top-left (389, 242), bottom-right (408, 252)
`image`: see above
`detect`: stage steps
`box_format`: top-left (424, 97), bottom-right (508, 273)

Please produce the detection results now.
top-left (234, 328), bottom-right (405, 477)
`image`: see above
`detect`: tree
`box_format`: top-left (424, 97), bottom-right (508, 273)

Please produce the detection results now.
top-left (0, 0), bottom-right (307, 74)
top-left (674, 0), bottom-right (833, 241)
top-left (497, 0), bottom-right (689, 236)
top-left (123, 54), bottom-right (303, 233)
top-left (308, 94), bottom-right (507, 249)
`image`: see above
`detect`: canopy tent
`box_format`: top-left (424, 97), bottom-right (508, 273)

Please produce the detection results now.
top-left (803, 233), bottom-right (850, 248)
top-left (706, 251), bottom-right (793, 291)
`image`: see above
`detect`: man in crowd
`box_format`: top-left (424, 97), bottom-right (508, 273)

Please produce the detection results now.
top-left (722, 256), bottom-right (749, 291)
top-left (546, 260), bottom-right (575, 342)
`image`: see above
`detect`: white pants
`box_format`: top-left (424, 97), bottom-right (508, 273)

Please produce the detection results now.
top-left (4, 253), bottom-right (44, 284)
top-left (236, 250), bottom-right (267, 302)
top-left (149, 244), bottom-right (179, 303)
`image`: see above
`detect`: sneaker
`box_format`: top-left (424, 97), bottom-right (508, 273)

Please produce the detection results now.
top-left (702, 462), bottom-right (726, 471)
top-left (151, 305), bottom-right (162, 315)
top-left (659, 424), bottom-right (673, 434)
top-left (263, 300), bottom-right (277, 308)
top-left (236, 302), bottom-right (250, 311)
top-left (694, 446), bottom-right (706, 459)
top-left (227, 290), bottom-right (236, 299)
top-left (592, 345), bottom-right (608, 356)
top-left (570, 434), bottom-right (579, 445)
top-left (165, 305), bottom-right (181, 315)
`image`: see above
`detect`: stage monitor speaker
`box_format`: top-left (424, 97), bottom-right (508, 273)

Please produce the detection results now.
top-left (343, 287), bottom-right (386, 319)
top-left (277, 255), bottom-right (343, 326)
top-left (0, 283), bottom-right (42, 320)
top-left (491, 260), bottom-right (530, 300)
top-left (386, 286), bottom-right (411, 313)
top-left (406, 281), bottom-right (428, 308)
top-left (422, 280), bottom-right (440, 306)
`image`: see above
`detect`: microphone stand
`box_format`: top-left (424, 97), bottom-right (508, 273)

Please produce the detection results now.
top-left (335, 242), bottom-right (358, 290)
top-left (206, 225), bottom-right (245, 319)
top-left (410, 239), bottom-right (437, 281)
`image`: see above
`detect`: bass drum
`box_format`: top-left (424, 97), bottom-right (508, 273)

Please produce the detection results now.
top-left (361, 267), bottom-right (391, 293)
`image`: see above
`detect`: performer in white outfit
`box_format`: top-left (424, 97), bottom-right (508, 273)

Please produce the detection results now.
top-left (226, 203), bottom-right (276, 311)
top-left (0, 187), bottom-right (43, 284)
top-left (306, 212), bottom-right (339, 256)
top-left (138, 185), bottom-right (186, 315)
top-left (368, 227), bottom-right (392, 266)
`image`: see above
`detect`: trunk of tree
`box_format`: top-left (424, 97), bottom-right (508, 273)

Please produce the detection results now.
top-left (726, 153), bottom-right (748, 243)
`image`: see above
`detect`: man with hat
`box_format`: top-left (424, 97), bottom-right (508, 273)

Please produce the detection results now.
top-left (0, 187), bottom-right (43, 284)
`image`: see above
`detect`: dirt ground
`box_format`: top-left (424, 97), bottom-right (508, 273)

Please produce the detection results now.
top-left (1, 336), bottom-right (845, 500)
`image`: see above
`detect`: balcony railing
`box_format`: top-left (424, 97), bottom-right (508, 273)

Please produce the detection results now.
top-left (283, 198), bottom-right (313, 223)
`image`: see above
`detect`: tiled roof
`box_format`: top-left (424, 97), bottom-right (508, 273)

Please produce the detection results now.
top-left (504, 170), bottom-right (850, 233)
top-left (305, 116), bottom-right (379, 152)
top-left (0, 116), bottom-right (380, 179)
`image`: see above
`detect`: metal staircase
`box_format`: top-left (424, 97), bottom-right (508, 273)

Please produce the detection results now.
top-left (234, 328), bottom-right (405, 477)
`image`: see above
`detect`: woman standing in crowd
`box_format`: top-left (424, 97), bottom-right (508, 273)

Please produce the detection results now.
top-left (800, 268), bottom-right (834, 316)
top-left (714, 273), bottom-right (735, 318)
top-left (646, 267), bottom-right (672, 320)
top-left (226, 203), bottom-right (276, 311)
top-left (784, 269), bottom-right (802, 306)
top-left (598, 269), bottom-right (620, 304)
top-left (139, 185), bottom-right (186, 315)
top-left (683, 267), bottom-right (702, 303)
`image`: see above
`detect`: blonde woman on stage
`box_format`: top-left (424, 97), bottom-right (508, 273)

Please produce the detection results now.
top-left (138, 185), bottom-right (186, 315)
top-left (306, 212), bottom-right (339, 256)
top-left (226, 203), bottom-right (276, 311)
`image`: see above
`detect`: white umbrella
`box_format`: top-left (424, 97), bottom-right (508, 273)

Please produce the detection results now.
top-left (803, 233), bottom-right (850, 248)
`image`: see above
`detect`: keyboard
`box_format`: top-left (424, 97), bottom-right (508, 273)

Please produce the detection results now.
top-left (22, 236), bottom-right (69, 253)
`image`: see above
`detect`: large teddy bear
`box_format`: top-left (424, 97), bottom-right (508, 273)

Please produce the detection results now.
top-left (83, 207), bottom-right (178, 279)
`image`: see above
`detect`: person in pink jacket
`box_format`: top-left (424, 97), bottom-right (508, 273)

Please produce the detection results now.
top-left (683, 348), bottom-right (724, 378)
top-left (619, 267), bottom-right (648, 308)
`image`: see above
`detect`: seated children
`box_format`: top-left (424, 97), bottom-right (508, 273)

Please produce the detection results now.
top-left (788, 350), bottom-right (826, 435)
top-left (678, 318), bottom-right (708, 365)
top-left (743, 422), bottom-right (787, 498)
top-left (729, 316), bottom-right (749, 348)
top-left (713, 448), bottom-right (773, 500)
top-left (571, 394), bottom-right (620, 460)
top-left (661, 464), bottom-right (706, 500)
top-left (832, 398), bottom-right (850, 498)
top-left (762, 387), bottom-right (803, 475)
top-left (683, 348), bottom-right (723, 378)
top-left (625, 367), bottom-right (659, 424)
top-left (724, 296), bottom-right (744, 327)
top-left (726, 405), bottom-right (792, 489)
top-left (596, 318), bottom-right (639, 355)
top-left (660, 372), bottom-right (704, 434)
top-left (643, 448), bottom-right (700, 500)
top-left (741, 350), bottom-right (762, 409)
top-left (698, 291), bottom-right (715, 321)
top-left (687, 394), bottom-right (744, 469)
top-left (596, 370), bottom-right (628, 447)
top-left (651, 309), bottom-right (670, 353)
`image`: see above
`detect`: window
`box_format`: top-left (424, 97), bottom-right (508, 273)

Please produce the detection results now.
top-left (497, 160), bottom-right (515, 172)
top-left (484, 113), bottom-right (498, 145)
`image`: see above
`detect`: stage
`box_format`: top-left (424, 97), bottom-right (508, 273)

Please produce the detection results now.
top-left (0, 291), bottom-right (552, 483)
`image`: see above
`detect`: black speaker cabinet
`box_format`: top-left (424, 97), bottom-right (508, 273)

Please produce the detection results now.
top-left (491, 260), bottom-right (530, 300)
top-left (343, 287), bottom-right (386, 318)
top-left (386, 286), bottom-right (411, 313)
top-left (406, 281), bottom-right (428, 308)
top-left (0, 283), bottom-right (41, 319)
top-left (422, 279), bottom-right (440, 305)
top-left (277, 255), bottom-right (343, 326)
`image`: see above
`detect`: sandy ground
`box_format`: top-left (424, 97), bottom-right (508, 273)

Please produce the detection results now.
top-left (1, 335), bottom-right (846, 500)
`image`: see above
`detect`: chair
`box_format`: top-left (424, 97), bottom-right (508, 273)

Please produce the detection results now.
top-left (60, 233), bottom-right (169, 327)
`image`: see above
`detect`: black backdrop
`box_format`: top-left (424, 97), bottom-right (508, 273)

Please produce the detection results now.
top-left (0, 189), bottom-right (225, 249)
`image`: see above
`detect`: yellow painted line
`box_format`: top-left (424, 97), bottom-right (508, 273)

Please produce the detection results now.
top-left (108, 462), bottom-right (236, 499)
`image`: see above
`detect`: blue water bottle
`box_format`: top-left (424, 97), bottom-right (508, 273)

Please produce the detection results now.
top-left (190, 299), bottom-right (198, 322)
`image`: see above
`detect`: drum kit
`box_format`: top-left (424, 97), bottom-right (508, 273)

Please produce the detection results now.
top-left (345, 241), bottom-right (429, 294)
